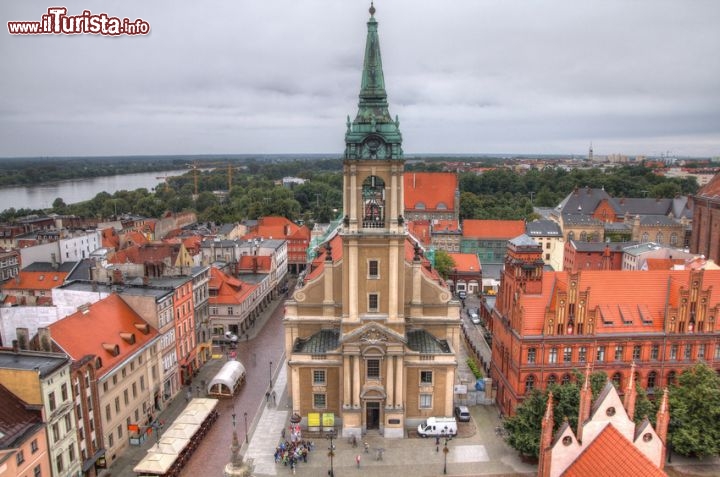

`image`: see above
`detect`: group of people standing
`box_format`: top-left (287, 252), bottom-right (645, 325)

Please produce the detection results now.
top-left (274, 437), bottom-right (314, 473)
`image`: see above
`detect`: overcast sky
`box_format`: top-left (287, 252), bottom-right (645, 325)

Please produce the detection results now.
top-left (2, 0), bottom-right (719, 158)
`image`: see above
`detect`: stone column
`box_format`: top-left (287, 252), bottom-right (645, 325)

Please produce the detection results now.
top-left (394, 357), bottom-right (403, 409)
top-left (350, 167), bottom-right (358, 228)
top-left (353, 355), bottom-right (361, 408)
top-left (343, 355), bottom-right (351, 408)
top-left (386, 355), bottom-right (394, 407)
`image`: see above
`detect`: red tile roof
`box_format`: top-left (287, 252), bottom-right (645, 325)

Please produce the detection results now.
top-left (407, 221), bottom-right (432, 246)
top-left (1, 270), bottom-right (68, 291)
top-left (101, 227), bottom-right (120, 250)
top-left (244, 216), bottom-right (311, 242)
top-left (645, 258), bottom-right (685, 270)
top-left (463, 219), bottom-right (525, 239)
top-left (697, 171), bottom-right (720, 198)
top-left (404, 172), bottom-right (457, 212)
top-left (238, 255), bottom-right (271, 273)
top-left (208, 268), bottom-right (257, 305)
top-left (48, 294), bottom-right (159, 378)
top-left (0, 383), bottom-right (42, 449)
top-left (448, 253), bottom-right (481, 273)
top-left (122, 230), bottom-right (149, 247)
top-left (562, 424), bottom-right (666, 477)
top-left (518, 270), bottom-right (720, 336)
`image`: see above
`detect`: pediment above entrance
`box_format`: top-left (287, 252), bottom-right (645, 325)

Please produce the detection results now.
top-left (360, 384), bottom-right (387, 400)
top-left (341, 322), bottom-right (406, 346)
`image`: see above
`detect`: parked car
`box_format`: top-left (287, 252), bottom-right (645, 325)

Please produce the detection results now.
top-left (454, 405), bottom-right (471, 422)
top-left (469, 312), bottom-right (480, 324)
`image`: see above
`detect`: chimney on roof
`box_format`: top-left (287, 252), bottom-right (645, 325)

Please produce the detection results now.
top-left (15, 328), bottom-right (29, 350)
top-left (38, 327), bottom-right (52, 352)
top-left (11, 339), bottom-right (19, 353)
top-left (112, 269), bottom-right (124, 285)
top-left (134, 322), bottom-right (150, 334)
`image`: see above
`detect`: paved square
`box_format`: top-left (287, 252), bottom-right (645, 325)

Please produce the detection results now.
top-left (450, 444), bottom-right (489, 463)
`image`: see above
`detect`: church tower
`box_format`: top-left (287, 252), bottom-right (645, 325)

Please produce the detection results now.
top-left (284, 4), bottom-right (460, 439)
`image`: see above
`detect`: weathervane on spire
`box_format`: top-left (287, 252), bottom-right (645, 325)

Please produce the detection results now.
top-left (369, 2), bottom-right (376, 16)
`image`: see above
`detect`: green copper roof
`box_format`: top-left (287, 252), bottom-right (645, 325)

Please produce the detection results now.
top-left (406, 329), bottom-right (452, 354)
top-left (292, 329), bottom-right (340, 354)
top-left (345, 3), bottom-right (403, 161)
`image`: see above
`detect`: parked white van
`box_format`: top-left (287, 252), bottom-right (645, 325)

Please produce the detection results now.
top-left (417, 417), bottom-right (457, 437)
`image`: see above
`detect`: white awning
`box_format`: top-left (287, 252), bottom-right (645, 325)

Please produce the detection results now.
top-left (206, 360), bottom-right (246, 395)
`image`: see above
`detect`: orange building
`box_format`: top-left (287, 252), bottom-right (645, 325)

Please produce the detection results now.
top-left (244, 216), bottom-right (310, 275)
top-left (491, 234), bottom-right (720, 415)
top-left (403, 172), bottom-right (459, 222)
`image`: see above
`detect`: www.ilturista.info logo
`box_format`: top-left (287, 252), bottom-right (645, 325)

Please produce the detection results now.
top-left (8, 7), bottom-right (150, 35)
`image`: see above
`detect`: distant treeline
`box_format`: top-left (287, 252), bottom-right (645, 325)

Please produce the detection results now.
top-left (0, 158), bottom-right (700, 228)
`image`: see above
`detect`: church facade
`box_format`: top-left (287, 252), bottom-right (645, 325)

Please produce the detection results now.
top-left (283, 5), bottom-right (461, 438)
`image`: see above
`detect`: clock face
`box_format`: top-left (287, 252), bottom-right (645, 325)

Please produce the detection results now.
top-left (362, 138), bottom-right (387, 159)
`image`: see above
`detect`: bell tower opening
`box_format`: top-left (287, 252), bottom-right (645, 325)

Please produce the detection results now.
top-left (362, 175), bottom-right (385, 228)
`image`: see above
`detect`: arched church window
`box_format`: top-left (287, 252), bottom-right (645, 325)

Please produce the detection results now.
top-left (612, 372), bottom-right (622, 389)
top-left (561, 373), bottom-right (571, 385)
top-left (579, 231), bottom-right (587, 241)
top-left (670, 233), bottom-right (678, 246)
top-left (362, 175), bottom-right (385, 228)
top-left (641, 232), bottom-right (649, 243)
top-left (656, 232), bottom-right (664, 244)
top-left (525, 375), bottom-right (535, 392)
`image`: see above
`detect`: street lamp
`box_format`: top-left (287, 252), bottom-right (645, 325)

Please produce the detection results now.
top-left (326, 429), bottom-right (336, 477)
top-left (243, 412), bottom-right (249, 444)
top-left (269, 360), bottom-right (273, 389)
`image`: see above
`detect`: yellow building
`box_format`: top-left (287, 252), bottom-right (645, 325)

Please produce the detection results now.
top-left (283, 5), bottom-right (460, 439)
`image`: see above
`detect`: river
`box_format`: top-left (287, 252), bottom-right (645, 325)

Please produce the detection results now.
top-left (0, 170), bottom-right (187, 212)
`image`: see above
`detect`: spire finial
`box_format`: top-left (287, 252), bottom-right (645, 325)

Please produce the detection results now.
top-left (369, 2), bottom-right (376, 17)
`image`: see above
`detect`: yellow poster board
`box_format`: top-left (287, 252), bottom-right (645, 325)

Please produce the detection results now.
top-left (322, 412), bottom-right (335, 427)
top-left (308, 413), bottom-right (321, 428)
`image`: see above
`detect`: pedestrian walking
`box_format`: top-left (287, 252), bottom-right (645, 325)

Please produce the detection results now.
top-left (436, 436), bottom-right (440, 452)
top-left (185, 388), bottom-right (191, 402)
top-left (363, 441), bottom-right (369, 453)
top-left (356, 454), bottom-right (361, 468)
top-left (272, 390), bottom-right (277, 405)
top-left (266, 391), bottom-right (271, 402)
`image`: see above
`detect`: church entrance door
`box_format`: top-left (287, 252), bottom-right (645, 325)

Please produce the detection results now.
top-left (365, 401), bottom-right (380, 430)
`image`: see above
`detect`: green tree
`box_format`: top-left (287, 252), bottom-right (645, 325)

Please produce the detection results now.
top-left (433, 250), bottom-right (456, 279)
top-left (504, 389), bottom-right (547, 458)
top-left (669, 363), bottom-right (720, 458)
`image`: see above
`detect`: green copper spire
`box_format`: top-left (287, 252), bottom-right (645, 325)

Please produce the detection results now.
top-left (345, 3), bottom-right (403, 160)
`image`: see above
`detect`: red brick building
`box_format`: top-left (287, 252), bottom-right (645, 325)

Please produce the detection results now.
top-left (491, 234), bottom-right (720, 415)
top-left (562, 240), bottom-right (636, 272)
top-left (690, 172), bottom-right (720, 264)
